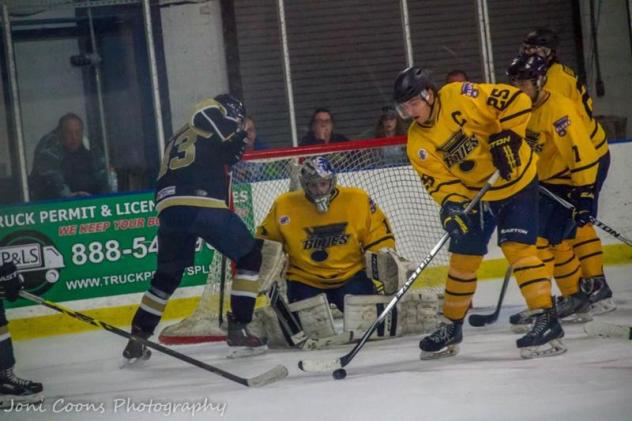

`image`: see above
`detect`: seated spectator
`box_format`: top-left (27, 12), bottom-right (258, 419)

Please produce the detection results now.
top-left (299, 108), bottom-right (349, 146)
top-left (446, 69), bottom-right (469, 84)
top-left (374, 105), bottom-right (407, 138)
top-left (29, 113), bottom-right (110, 200)
top-left (244, 116), bottom-right (269, 151)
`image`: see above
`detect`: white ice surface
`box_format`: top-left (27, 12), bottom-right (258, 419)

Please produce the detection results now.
top-left (5, 265), bottom-right (632, 421)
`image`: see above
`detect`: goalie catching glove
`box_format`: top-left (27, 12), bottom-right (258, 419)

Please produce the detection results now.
top-left (488, 129), bottom-right (522, 180)
top-left (0, 261), bottom-right (23, 302)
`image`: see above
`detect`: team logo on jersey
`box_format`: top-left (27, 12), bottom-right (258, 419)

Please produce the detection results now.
top-left (303, 223), bottom-right (350, 262)
top-left (525, 129), bottom-right (543, 153)
top-left (279, 215), bottom-right (290, 225)
top-left (438, 131), bottom-right (479, 167)
top-left (460, 82), bottom-right (479, 98)
top-left (553, 116), bottom-right (571, 137)
top-left (418, 148), bottom-right (428, 160)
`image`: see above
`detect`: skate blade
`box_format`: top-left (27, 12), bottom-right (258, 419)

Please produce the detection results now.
top-left (226, 345), bottom-right (267, 359)
top-left (590, 298), bottom-right (616, 315)
top-left (560, 311), bottom-right (593, 324)
top-left (420, 344), bottom-right (459, 360)
top-left (0, 393), bottom-right (44, 409)
top-left (510, 324), bottom-right (531, 334)
top-left (119, 350), bottom-right (152, 368)
top-left (520, 339), bottom-right (566, 359)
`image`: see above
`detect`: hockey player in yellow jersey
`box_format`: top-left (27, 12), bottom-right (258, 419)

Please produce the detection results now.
top-left (522, 28), bottom-right (615, 314)
top-left (394, 66), bottom-right (564, 359)
top-left (257, 156), bottom-right (395, 309)
top-left (506, 53), bottom-right (599, 330)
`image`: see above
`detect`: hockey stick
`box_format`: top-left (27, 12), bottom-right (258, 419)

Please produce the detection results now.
top-left (538, 186), bottom-right (632, 247)
top-left (468, 265), bottom-right (512, 327)
top-left (298, 171), bottom-right (500, 373)
top-left (18, 290), bottom-right (288, 387)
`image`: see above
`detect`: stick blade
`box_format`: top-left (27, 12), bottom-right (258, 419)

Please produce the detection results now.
top-left (246, 365), bottom-right (289, 387)
top-left (298, 358), bottom-right (342, 373)
top-left (468, 313), bottom-right (497, 327)
top-left (584, 321), bottom-right (632, 341)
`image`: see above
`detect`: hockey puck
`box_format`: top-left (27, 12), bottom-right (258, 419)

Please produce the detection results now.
top-left (332, 368), bottom-right (347, 380)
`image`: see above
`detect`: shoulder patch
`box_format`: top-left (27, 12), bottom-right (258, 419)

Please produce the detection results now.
top-left (553, 115), bottom-right (571, 136)
top-left (460, 82), bottom-right (479, 98)
top-left (368, 197), bottom-right (377, 213)
top-left (279, 215), bottom-right (290, 225)
top-left (418, 148), bottom-right (428, 160)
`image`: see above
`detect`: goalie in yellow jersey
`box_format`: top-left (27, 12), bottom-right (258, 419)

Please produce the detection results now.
top-left (506, 53), bottom-right (599, 330)
top-left (394, 66), bottom-right (564, 360)
top-left (254, 156), bottom-right (439, 349)
top-left (521, 28), bottom-right (615, 314)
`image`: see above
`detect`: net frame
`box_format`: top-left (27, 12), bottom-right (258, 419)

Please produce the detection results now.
top-left (158, 137), bottom-right (449, 344)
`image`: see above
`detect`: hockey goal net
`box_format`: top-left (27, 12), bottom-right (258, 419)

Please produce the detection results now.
top-left (158, 137), bottom-right (448, 344)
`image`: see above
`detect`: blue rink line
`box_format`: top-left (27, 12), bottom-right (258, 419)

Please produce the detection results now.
top-left (609, 138), bottom-right (632, 144)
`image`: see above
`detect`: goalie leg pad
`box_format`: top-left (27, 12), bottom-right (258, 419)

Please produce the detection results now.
top-left (250, 306), bottom-right (294, 349)
top-left (287, 294), bottom-right (336, 339)
top-left (257, 239), bottom-right (286, 292)
top-left (343, 292), bottom-right (440, 340)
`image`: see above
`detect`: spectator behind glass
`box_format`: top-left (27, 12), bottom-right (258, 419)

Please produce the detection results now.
top-left (299, 108), bottom-right (349, 146)
top-left (374, 105), bottom-right (407, 138)
top-left (446, 69), bottom-right (469, 84)
top-left (244, 116), bottom-right (269, 151)
top-left (29, 113), bottom-right (110, 200)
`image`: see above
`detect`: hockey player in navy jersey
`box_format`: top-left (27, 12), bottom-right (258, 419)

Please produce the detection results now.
top-left (123, 94), bottom-right (284, 362)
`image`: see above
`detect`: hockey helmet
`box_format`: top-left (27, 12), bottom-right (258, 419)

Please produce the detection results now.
top-left (522, 28), bottom-right (559, 50)
top-left (393, 67), bottom-right (435, 104)
top-left (506, 53), bottom-right (548, 81)
top-left (300, 156), bottom-right (337, 213)
top-left (214, 93), bottom-right (246, 127)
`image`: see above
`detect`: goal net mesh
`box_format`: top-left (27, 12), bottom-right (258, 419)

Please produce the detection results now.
top-left (159, 138), bottom-right (448, 344)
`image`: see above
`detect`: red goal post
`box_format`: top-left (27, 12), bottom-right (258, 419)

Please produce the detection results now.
top-left (158, 136), bottom-right (448, 345)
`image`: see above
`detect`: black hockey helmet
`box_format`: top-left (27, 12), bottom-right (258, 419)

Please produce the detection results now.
top-left (393, 67), bottom-right (435, 104)
top-left (522, 28), bottom-right (559, 50)
top-left (214, 93), bottom-right (246, 126)
top-left (506, 53), bottom-right (548, 81)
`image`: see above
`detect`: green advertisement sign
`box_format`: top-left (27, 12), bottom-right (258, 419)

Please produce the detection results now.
top-left (0, 184), bottom-right (255, 309)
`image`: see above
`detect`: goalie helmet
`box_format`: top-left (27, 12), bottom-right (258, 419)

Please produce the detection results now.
top-left (300, 156), bottom-right (336, 213)
top-left (393, 67), bottom-right (435, 104)
top-left (214, 93), bottom-right (246, 128)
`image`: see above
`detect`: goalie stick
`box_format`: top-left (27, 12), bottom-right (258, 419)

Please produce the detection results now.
top-left (298, 171), bottom-right (500, 373)
top-left (18, 290), bottom-right (288, 387)
top-left (539, 186), bottom-right (632, 247)
top-left (468, 265), bottom-right (512, 327)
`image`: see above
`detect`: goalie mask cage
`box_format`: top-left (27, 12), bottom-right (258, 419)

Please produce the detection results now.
top-left (158, 137), bottom-right (448, 345)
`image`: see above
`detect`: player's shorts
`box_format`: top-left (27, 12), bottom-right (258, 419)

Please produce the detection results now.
top-left (449, 176), bottom-right (539, 255)
top-left (287, 270), bottom-right (376, 311)
top-left (538, 183), bottom-right (575, 245)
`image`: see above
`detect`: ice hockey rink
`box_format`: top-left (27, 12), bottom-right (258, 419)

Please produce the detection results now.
top-left (3, 264), bottom-right (630, 421)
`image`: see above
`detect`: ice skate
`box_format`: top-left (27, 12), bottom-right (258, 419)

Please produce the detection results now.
top-left (517, 307), bottom-right (566, 359)
top-left (583, 276), bottom-right (616, 315)
top-left (555, 289), bottom-right (592, 323)
top-left (121, 327), bottom-right (152, 367)
top-left (226, 313), bottom-right (267, 359)
top-left (509, 308), bottom-right (537, 333)
top-left (0, 368), bottom-right (43, 409)
top-left (419, 319), bottom-right (462, 360)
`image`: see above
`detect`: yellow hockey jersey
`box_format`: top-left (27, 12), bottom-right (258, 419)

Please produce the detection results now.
top-left (256, 186), bottom-right (395, 289)
top-left (545, 63), bottom-right (608, 158)
top-left (407, 82), bottom-right (537, 205)
top-left (525, 90), bottom-right (598, 187)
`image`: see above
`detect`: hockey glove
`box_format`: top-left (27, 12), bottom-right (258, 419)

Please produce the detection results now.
top-left (488, 130), bottom-right (522, 181)
top-left (222, 130), bottom-right (248, 166)
top-left (569, 186), bottom-right (595, 227)
top-left (440, 201), bottom-right (471, 240)
top-left (0, 261), bottom-right (23, 302)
